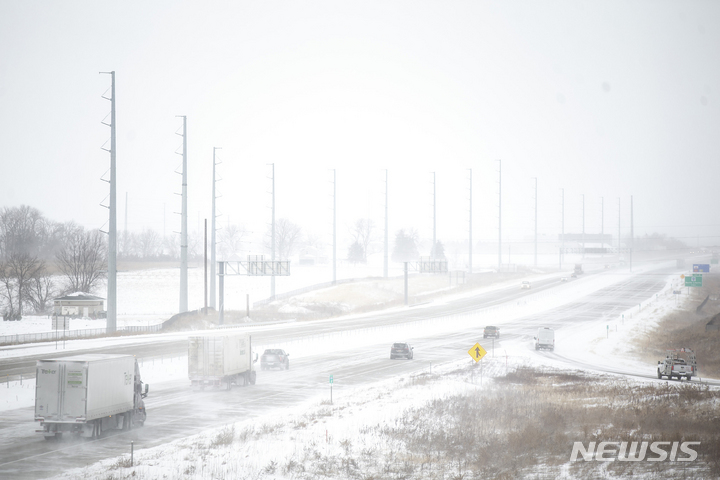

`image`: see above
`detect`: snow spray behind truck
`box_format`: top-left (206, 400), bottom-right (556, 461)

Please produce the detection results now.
top-left (35, 354), bottom-right (148, 439)
top-left (188, 333), bottom-right (258, 389)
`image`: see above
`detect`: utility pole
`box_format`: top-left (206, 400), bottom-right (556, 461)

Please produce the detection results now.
top-left (468, 168), bottom-right (472, 274)
top-left (210, 147), bottom-right (221, 309)
top-left (270, 163), bottom-right (275, 299)
top-left (618, 198), bottom-right (621, 250)
top-left (384, 169), bottom-right (388, 278)
top-left (498, 159), bottom-right (502, 270)
top-left (124, 192), bottom-right (128, 254)
top-left (630, 195), bottom-right (634, 272)
top-left (534, 177), bottom-right (538, 267)
top-left (560, 188), bottom-right (564, 270)
top-left (204, 219), bottom-right (207, 314)
top-left (601, 196), bottom-right (604, 242)
top-left (178, 115), bottom-right (188, 313)
top-left (100, 71), bottom-right (117, 333)
top-left (581, 193), bottom-right (585, 258)
top-left (432, 172), bottom-right (436, 258)
top-left (332, 169), bottom-right (337, 285)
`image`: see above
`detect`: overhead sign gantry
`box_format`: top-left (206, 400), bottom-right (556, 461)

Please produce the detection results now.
top-left (218, 255), bottom-right (290, 324)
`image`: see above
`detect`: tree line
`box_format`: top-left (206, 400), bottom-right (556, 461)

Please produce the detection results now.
top-left (0, 206), bottom-right (107, 318)
top-left (0, 204), bottom-right (442, 318)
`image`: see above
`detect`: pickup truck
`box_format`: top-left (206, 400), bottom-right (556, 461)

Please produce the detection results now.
top-left (657, 349), bottom-right (697, 381)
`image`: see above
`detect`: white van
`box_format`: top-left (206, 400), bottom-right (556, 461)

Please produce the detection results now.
top-left (534, 327), bottom-right (554, 351)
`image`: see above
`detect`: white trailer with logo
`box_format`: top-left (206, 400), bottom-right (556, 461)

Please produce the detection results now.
top-left (188, 333), bottom-right (257, 389)
top-left (34, 354), bottom-right (148, 439)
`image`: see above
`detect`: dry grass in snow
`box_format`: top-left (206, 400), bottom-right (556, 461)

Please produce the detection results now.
top-left (55, 359), bottom-right (720, 480)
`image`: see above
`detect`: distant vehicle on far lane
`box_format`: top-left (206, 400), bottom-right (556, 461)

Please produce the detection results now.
top-left (390, 342), bottom-right (414, 360)
top-left (483, 326), bottom-right (500, 339)
top-left (560, 277), bottom-right (568, 282)
top-left (534, 327), bottom-right (555, 351)
top-left (521, 281), bottom-right (531, 289)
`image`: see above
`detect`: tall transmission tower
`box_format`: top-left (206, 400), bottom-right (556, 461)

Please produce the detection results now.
top-left (210, 147), bottom-right (221, 309)
top-left (630, 195), bottom-right (634, 272)
top-left (270, 163), bottom-right (275, 299)
top-left (124, 192), bottom-right (128, 244)
top-left (497, 160), bottom-right (502, 270)
top-left (618, 198), bottom-right (621, 249)
top-left (100, 71), bottom-right (117, 333)
top-left (383, 169), bottom-right (388, 278)
top-left (177, 115), bottom-right (188, 313)
top-left (560, 188), bottom-right (565, 270)
top-left (601, 196), bottom-right (604, 241)
top-left (468, 168), bottom-right (472, 274)
top-left (333, 169), bottom-right (337, 285)
top-left (431, 172), bottom-right (437, 258)
top-left (534, 177), bottom-right (538, 267)
top-left (581, 193), bottom-right (585, 258)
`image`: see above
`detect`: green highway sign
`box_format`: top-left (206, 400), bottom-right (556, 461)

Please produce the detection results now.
top-left (712, 258), bottom-right (719, 265)
top-left (685, 274), bottom-right (703, 287)
top-left (329, 375), bottom-right (333, 384)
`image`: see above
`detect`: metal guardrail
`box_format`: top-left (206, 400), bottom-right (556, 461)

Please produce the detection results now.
top-left (0, 323), bottom-right (164, 346)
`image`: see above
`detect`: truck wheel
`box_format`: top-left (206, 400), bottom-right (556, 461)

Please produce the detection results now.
top-left (125, 411), bottom-right (133, 431)
top-left (657, 370), bottom-right (662, 379)
top-left (285, 361), bottom-right (289, 370)
top-left (92, 420), bottom-right (102, 439)
top-left (686, 375), bottom-right (692, 381)
top-left (250, 371), bottom-right (256, 385)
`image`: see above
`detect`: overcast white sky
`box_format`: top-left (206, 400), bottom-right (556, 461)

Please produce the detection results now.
top-left (1, 1), bottom-right (719, 253)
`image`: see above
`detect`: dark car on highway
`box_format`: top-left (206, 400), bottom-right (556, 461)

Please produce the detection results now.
top-left (390, 342), bottom-right (414, 360)
top-left (483, 325), bottom-right (500, 339)
top-left (261, 349), bottom-right (290, 370)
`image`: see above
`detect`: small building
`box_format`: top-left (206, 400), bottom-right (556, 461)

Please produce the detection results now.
top-left (53, 293), bottom-right (105, 318)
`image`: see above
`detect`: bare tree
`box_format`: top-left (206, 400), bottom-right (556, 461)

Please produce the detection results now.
top-left (162, 234), bottom-right (179, 259)
top-left (56, 228), bottom-right (107, 294)
top-left (392, 228), bottom-right (420, 263)
top-left (137, 229), bottom-right (161, 258)
top-left (0, 263), bottom-right (17, 318)
top-left (218, 223), bottom-right (248, 260)
top-left (0, 206), bottom-right (47, 316)
top-left (266, 218), bottom-right (303, 261)
top-left (27, 274), bottom-right (57, 314)
top-left (349, 218), bottom-right (375, 263)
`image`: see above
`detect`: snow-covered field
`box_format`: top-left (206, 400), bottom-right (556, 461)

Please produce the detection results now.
top-left (47, 270), bottom-right (712, 480)
top-left (3, 258), bottom-right (710, 479)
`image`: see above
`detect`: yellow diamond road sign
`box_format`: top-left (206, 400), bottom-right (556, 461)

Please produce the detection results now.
top-left (468, 343), bottom-right (487, 362)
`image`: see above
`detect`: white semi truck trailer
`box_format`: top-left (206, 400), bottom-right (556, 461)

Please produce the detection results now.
top-left (188, 333), bottom-right (258, 389)
top-left (35, 354), bottom-right (148, 440)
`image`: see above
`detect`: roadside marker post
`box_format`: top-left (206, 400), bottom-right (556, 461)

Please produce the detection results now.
top-left (329, 375), bottom-right (333, 404)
